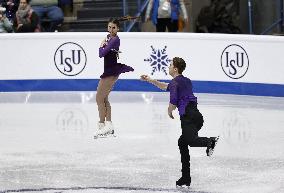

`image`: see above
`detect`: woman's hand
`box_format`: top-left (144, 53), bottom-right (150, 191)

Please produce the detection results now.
top-left (100, 38), bottom-right (107, 47)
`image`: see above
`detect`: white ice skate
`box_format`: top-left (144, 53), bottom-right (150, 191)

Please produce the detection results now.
top-left (94, 121), bottom-right (115, 139)
top-left (97, 122), bottom-right (105, 130)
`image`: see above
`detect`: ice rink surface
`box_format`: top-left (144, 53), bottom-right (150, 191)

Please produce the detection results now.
top-left (0, 92), bottom-right (283, 193)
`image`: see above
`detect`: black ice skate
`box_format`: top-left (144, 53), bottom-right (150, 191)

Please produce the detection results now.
top-left (176, 176), bottom-right (191, 188)
top-left (206, 136), bottom-right (219, 156)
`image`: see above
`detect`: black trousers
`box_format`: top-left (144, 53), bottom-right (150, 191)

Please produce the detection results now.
top-left (156, 18), bottom-right (178, 32)
top-left (178, 102), bottom-right (210, 177)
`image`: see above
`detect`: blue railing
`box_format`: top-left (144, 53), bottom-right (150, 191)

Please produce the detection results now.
top-left (122, 0), bottom-right (149, 32)
top-left (248, 0), bottom-right (284, 34)
top-left (248, 0), bottom-right (254, 34)
top-left (123, 0), bottom-right (284, 34)
top-left (261, 0), bottom-right (284, 34)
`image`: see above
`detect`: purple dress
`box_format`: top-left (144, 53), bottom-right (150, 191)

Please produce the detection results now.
top-left (99, 35), bottom-right (134, 78)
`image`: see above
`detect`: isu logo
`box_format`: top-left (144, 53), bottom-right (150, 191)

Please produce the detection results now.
top-left (54, 42), bottom-right (87, 76)
top-left (221, 44), bottom-right (249, 79)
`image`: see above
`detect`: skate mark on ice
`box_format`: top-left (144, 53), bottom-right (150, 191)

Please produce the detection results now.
top-left (0, 186), bottom-right (210, 193)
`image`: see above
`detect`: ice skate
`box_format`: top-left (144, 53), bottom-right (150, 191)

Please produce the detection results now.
top-left (206, 136), bottom-right (219, 156)
top-left (97, 122), bottom-right (105, 130)
top-left (94, 121), bottom-right (115, 139)
top-left (176, 176), bottom-right (191, 188)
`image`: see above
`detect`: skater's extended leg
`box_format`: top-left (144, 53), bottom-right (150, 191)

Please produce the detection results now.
top-left (182, 122), bottom-right (219, 156)
top-left (182, 122), bottom-right (211, 147)
top-left (181, 103), bottom-right (210, 146)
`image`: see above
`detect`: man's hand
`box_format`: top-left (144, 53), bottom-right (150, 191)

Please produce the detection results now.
top-left (17, 24), bottom-right (23, 30)
top-left (7, 1), bottom-right (15, 6)
top-left (168, 103), bottom-right (176, 119)
top-left (184, 18), bottom-right (189, 24)
top-left (145, 16), bottom-right (150, 22)
top-left (168, 108), bottom-right (174, 119)
top-left (140, 75), bottom-right (151, 82)
top-left (140, 75), bottom-right (168, 91)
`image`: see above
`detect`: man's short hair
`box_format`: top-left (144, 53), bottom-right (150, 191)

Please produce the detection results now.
top-left (173, 57), bottom-right (186, 74)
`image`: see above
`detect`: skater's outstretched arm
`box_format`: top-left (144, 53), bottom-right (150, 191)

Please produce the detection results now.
top-left (140, 74), bottom-right (177, 118)
top-left (140, 75), bottom-right (168, 90)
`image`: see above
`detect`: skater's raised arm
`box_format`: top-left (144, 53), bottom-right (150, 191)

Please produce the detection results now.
top-left (140, 75), bottom-right (168, 91)
top-left (99, 36), bottom-right (120, 58)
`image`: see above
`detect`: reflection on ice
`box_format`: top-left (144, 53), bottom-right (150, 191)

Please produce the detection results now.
top-left (0, 92), bottom-right (283, 193)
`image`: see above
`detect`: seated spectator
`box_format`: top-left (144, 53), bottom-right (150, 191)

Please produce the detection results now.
top-left (0, 0), bottom-right (19, 22)
top-left (14, 0), bottom-right (40, 32)
top-left (195, 0), bottom-right (241, 34)
top-left (0, 6), bottom-right (13, 32)
top-left (30, 0), bottom-right (63, 32)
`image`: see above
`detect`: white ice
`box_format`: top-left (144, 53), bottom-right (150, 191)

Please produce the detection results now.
top-left (0, 92), bottom-right (283, 193)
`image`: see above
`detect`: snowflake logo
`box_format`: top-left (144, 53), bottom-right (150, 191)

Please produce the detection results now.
top-left (144, 46), bottom-right (171, 75)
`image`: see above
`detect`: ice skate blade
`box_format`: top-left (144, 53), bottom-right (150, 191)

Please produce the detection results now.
top-left (176, 185), bottom-right (190, 190)
top-left (94, 133), bottom-right (116, 139)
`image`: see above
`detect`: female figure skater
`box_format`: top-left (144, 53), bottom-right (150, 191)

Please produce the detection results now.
top-left (140, 57), bottom-right (219, 187)
top-left (95, 17), bottom-right (134, 138)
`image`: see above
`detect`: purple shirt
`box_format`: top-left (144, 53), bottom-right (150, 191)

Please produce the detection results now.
top-left (167, 75), bottom-right (197, 115)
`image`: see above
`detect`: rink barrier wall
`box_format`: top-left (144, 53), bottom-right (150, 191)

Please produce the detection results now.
top-left (0, 32), bottom-right (283, 97)
top-left (0, 79), bottom-right (283, 97)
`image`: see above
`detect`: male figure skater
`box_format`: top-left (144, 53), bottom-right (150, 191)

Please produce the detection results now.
top-left (140, 57), bottom-right (219, 187)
